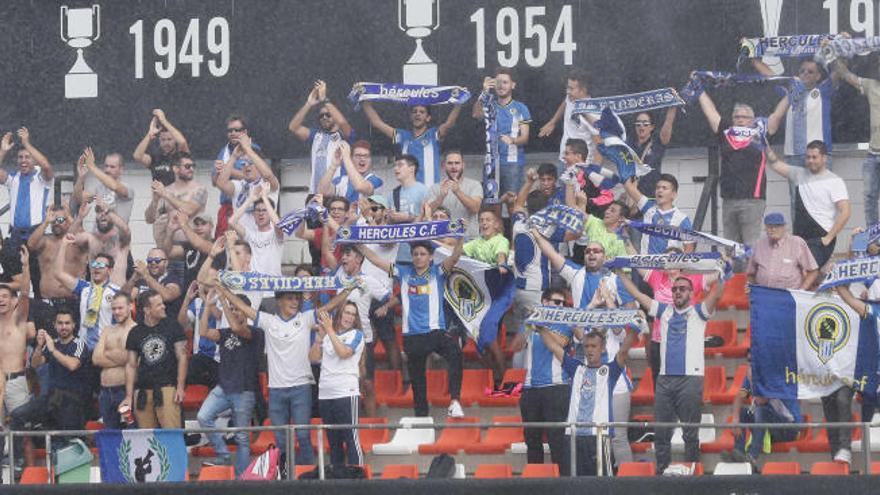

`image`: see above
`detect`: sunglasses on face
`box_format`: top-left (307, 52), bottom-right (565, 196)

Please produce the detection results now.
top-left (54, 216), bottom-right (67, 224)
top-left (146, 257), bottom-right (166, 264)
top-left (634, 121), bottom-right (652, 127)
top-left (318, 113), bottom-right (332, 119)
top-left (90, 260), bottom-right (108, 269)
top-left (227, 127), bottom-right (246, 133)
top-left (353, 154), bottom-right (370, 160)
top-left (370, 206), bottom-right (385, 212)
top-left (584, 248), bottom-right (604, 255)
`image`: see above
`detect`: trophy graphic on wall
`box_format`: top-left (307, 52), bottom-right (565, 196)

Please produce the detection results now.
top-left (398, 0), bottom-right (440, 85)
top-left (758, 0), bottom-right (784, 75)
top-left (60, 4), bottom-right (101, 99)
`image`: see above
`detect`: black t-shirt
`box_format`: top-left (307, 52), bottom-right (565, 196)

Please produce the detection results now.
top-left (216, 327), bottom-right (263, 394)
top-left (717, 118), bottom-right (767, 200)
top-left (0, 245), bottom-right (22, 285)
top-left (126, 318), bottom-right (186, 388)
top-left (136, 272), bottom-right (184, 323)
top-left (147, 145), bottom-right (176, 186)
top-left (629, 134), bottom-right (666, 197)
top-left (45, 337), bottom-right (92, 394)
top-left (183, 244), bottom-right (206, 291)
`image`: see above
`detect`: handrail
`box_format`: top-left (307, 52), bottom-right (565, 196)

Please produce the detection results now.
top-left (4, 418), bottom-right (875, 483)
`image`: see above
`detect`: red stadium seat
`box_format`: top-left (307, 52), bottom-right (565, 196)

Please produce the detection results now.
top-left (182, 384), bottom-right (211, 411)
top-left (374, 370), bottom-right (404, 406)
top-left (474, 464), bottom-right (513, 479)
top-left (871, 461), bottom-right (880, 474)
top-left (199, 465), bottom-right (234, 481)
top-left (709, 364), bottom-right (749, 404)
top-left (20, 467), bottom-right (49, 484)
top-left (294, 465), bottom-right (316, 479)
top-left (250, 419), bottom-right (275, 455)
top-left (359, 417), bottom-right (390, 454)
top-left (705, 320), bottom-right (738, 357)
top-left (310, 418), bottom-right (330, 453)
top-left (259, 372), bottom-right (269, 401)
top-left (460, 369), bottom-right (494, 406)
top-left (701, 416), bottom-right (736, 453)
top-left (426, 369), bottom-right (451, 406)
top-left (630, 368), bottom-right (654, 406)
top-left (717, 273), bottom-right (749, 310)
top-left (727, 325), bottom-right (751, 358)
top-left (702, 366), bottom-right (726, 403)
top-left (761, 461), bottom-right (801, 475)
top-left (381, 464), bottom-right (419, 479)
top-left (419, 416), bottom-right (481, 454)
top-left (521, 463), bottom-right (559, 478)
top-left (464, 415), bottom-right (524, 454)
top-left (810, 462), bottom-right (849, 475)
top-left (617, 462), bottom-right (656, 476)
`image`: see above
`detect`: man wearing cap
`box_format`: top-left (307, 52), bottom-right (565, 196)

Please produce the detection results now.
top-left (767, 141), bottom-right (850, 267)
top-left (746, 213), bottom-right (819, 290)
top-left (213, 132), bottom-right (280, 228)
top-left (426, 150), bottom-right (483, 239)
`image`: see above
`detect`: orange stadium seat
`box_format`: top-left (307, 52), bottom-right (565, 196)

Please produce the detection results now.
top-left (717, 273), bottom-right (749, 310)
top-left (426, 369), bottom-right (451, 406)
top-left (630, 368), bottom-right (654, 405)
top-left (705, 320), bottom-right (738, 357)
top-left (310, 418), bottom-right (330, 453)
top-left (629, 414), bottom-right (654, 453)
top-left (703, 366), bottom-right (726, 402)
top-left (727, 325), bottom-right (751, 358)
top-left (374, 370), bottom-right (404, 406)
top-left (419, 416), bottom-right (480, 455)
top-left (295, 465), bottom-right (316, 479)
top-left (521, 463), bottom-right (559, 478)
top-left (810, 462), bottom-right (849, 475)
top-left (617, 462), bottom-right (656, 477)
top-left (199, 465), bottom-right (234, 481)
top-left (182, 384), bottom-right (211, 411)
top-left (709, 364), bottom-right (749, 404)
top-left (460, 369), bottom-right (494, 406)
top-left (871, 461), bottom-right (880, 474)
top-left (381, 464), bottom-right (419, 479)
top-left (20, 467), bottom-right (49, 485)
top-left (477, 369), bottom-right (525, 407)
top-left (259, 372), bottom-right (269, 401)
top-left (761, 461), bottom-right (801, 475)
top-left (464, 415), bottom-right (524, 454)
top-left (358, 417), bottom-right (390, 454)
top-left (474, 464), bottom-right (513, 479)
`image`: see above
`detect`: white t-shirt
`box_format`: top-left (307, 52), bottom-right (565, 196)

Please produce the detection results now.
top-left (334, 268), bottom-right (390, 343)
top-left (244, 227), bottom-right (284, 298)
top-left (790, 168), bottom-right (849, 232)
top-left (255, 310), bottom-right (317, 388)
top-left (318, 328), bottom-right (365, 400)
top-left (358, 217), bottom-right (400, 291)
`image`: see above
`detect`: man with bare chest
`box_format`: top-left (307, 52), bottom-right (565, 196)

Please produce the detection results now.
top-left (0, 248), bottom-right (33, 454)
top-left (145, 152), bottom-right (207, 248)
top-left (27, 204), bottom-right (89, 332)
top-left (82, 203), bottom-right (131, 287)
top-left (92, 293), bottom-right (136, 429)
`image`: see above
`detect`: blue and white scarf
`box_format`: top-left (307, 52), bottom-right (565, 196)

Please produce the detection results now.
top-left (680, 71), bottom-right (796, 104)
top-left (605, 252), bottom-right (726, 274)
top-left (571, 88), bottom-right (684, 117)
top-left (739, 34), bottom-right (838, 65)
top-left (817, 256), bottom-right (880, 292)
top-left (277, 203), bottom-right (327, 236)
top-left (866, 222), bottom-right (880, 244)
top-left (335, 219), bottom-right (465, 244)
top-left (592, 107), bottom-right (652, 182)
top-left (348, 82), bottom-right (470, 110)
top-left (218, 270), bottom-right (353, 292)
top-left (480, 90), bottom-right (500, 202)
top-left (526, 306), bottom-right (638, 328)
top-left (815, 36), bottom-right (880, 68)
top-left (528, 204), bottom-right (585, 239)
top-left (629, 221), bottom-right (751, 259)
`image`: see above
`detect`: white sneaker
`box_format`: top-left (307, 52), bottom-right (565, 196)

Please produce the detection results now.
top-left (833, 448), bottom-right (852, 464)
top-left (447, 400), bottom-right (464, 418)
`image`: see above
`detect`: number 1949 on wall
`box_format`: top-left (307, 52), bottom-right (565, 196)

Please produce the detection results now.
top-left (129, 17), bottom-right (230, 79)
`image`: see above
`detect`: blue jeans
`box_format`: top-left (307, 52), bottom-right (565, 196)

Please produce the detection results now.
top-left (268, 384), bottom-right (314, 465)
top-left (865, 154), bottom-right (880, 226)
top-left (99, 386), bottom-right (128, 430)
top-left (197, 386), bottom-right (256, 476)
top-left (499, 163), bottom-right (525, 195)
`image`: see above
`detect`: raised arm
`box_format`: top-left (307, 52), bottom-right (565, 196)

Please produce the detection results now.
top-left (658, 106), bottom-right (678, 145)
top-left (824, 199), bottom-right (851, 248)
top-left (361, 102), bottom-right (395, 139)
top-left (702, 277), bottom-right (726, 314)
top-left (622, 176), bottom-right (645, 205)
top-left (220, 291), bottom-right (252, 340)
top-left (174, 211), bottom-right (213, 255)
top-left (356, 244), bottom-right (392, 275)
top-left (239, 134), bottom-right (279, 192)
top-left (764, 143), bottom-right (792, 178)
top-left (614, 327), bottom-right (636, 367)
top-left (513, 168), bottom-right (536, 213)
top-left (318, 148), bottom-right (343, 197)
top-left (537, 326), bottom-right (567, 362)
top-left (15, 247), bottom-right (30, 323)
top-left (837, 284), bottom-right (868, 317)
top-left (198, 291), bottom-right (222, 342)
top-left (215, 282), bottom-right (258, 321)
top-left (766, 95), bottom-right (790, 137)
top-left (697, 91), bottom-right (722, 134)
top-left (441, 235), bottom-right (466, 273)
top-left (0, 132), bottom-right (13, 171)
top-left (288, 82), bottom-right (322, 141)
top-left (18, 128), bottom-right (53, 181)
top-left (133, 117), bottom-right (159, 168)
top-left (85, 147), bottom-right (130, 197)
top-left (471, 77), bottom-right (495, 119)
top-left (319, 82), bottom-right (353, 139)
top-left (436, 104), bottom-right (463, 140)
top-left (530, 227), bottom-right (567, 272)
top-left (213, 152), bottom-right (238, 198)
top-left (538, 100), bottom-right (567, 138)
top-left (53, 236), bottom-right (80, 292)
top-left (615, 269), bottom-right (654, 311)
top-left (337, 141), bottom-right (377, 196)
top-left (831, 58), bottom-right (861, 91)
top-left (153, 109), bottom-right (190, 152)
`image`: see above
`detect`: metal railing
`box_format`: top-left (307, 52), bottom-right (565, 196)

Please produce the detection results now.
top-left (4, 419), bottom-right (876, 484)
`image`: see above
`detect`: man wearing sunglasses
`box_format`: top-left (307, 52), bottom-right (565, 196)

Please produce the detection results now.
top-left (213, 114), bottom-right (262, 237)
top-left (53, 235), bottom-right (120, 350)
top-left (124, 248), bottom-right (183, 323)
top-left (288, 80), bottom-right (355, 194)
top-left (508, 288), bottom-right (574, 476)
top-left (617, 270), bottom-right (725, 474)
top-left (145, 152), bottom-right (207, 249)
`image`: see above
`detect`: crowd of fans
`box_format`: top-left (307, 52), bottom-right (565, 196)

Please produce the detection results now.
top-left (0, 47), bottom-right (878, 479)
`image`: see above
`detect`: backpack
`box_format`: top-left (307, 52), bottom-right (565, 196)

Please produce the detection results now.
top-left (298, 465), bottom-right (367, 480)
top-left (426, 454), bottom-right (456, 478)
top-left (240, 444), bottom-right (281, 480)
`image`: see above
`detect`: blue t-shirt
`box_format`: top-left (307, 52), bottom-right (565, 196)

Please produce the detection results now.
top-left (394, 127), bottom-right (442, 186)
top-left (494, 99), bottom-right (532, 166)
top-left (393, 263), bottom-right (447, 335)
top-left (388, 182), bottom-right (429, 263)
top-left (215, 141), bottom-right (262, 204)
top-left (524, 323), bottom-right (573, 388)
top-left (332, 173), bottom-right (383, 205)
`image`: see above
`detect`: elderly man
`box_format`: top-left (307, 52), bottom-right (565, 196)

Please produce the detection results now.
top-left (747, 213), bottom-right (818, 290)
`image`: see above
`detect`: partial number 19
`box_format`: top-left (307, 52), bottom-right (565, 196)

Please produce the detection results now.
top-left (129, 17), bottom-right (230, 79)
top-left (470, 5), bottom-right (576, 68)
